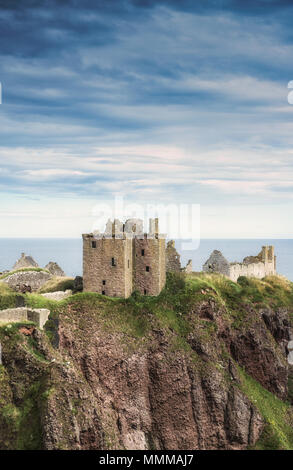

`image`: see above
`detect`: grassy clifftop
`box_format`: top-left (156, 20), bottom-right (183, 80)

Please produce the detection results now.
top-left (38, 272), bottom-right (293, 343)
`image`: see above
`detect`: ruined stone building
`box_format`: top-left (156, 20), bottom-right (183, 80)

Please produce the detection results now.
top-left (203, 246), bottom-right (276, 282)
top-left (166, 240), bottom-right (181, 272)
top-left (13, 253), bottom-right (39, 270)
top-left (166, 240), bottom-right (193, 273)
top-left (83, 218), bottom-right (166, 298)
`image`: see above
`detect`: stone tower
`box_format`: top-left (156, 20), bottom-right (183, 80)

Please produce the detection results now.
top-left (82, 218), bottom-right (166, 298)
top-left (133, 219), bottom-right (166, 296)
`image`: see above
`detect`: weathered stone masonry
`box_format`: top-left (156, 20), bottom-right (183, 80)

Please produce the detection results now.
top-left (0, 307), bottom-right (50, 329)
top-left (166, 240), bottom-right (181, 272)
top-left (203, 246), bottom-right (276, 281)
top-left (134, 235), bottom-right (166, 296)
top-left (2, 270), bottom-right (51, 292)
top-left (229, 246), bottom-right (276, 282)
top-left (165, 240), bottom-right (193, 273)
top-left (83, 218), bottom-right (166, 298)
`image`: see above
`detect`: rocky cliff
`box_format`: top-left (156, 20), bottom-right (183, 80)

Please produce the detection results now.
top-left (0, 273), bottom-right (293, 450)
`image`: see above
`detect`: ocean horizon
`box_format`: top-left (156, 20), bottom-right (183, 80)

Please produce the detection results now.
top-left (0, 238), bottom-right (292, 281)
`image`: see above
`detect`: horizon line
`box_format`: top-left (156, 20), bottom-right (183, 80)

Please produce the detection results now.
top-left (0, 237), bottom-right (292, 240)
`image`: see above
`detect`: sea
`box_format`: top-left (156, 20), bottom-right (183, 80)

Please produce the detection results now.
top-left (0, 238), bottom-right (292, 281)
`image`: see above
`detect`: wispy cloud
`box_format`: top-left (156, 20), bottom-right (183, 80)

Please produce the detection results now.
top-left (0, 1), bottom-right (293, 236)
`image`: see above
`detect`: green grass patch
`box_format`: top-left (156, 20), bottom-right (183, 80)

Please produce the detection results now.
top-left (24, 293), bottom-right (62, 310)
top-left (184, 273), bottom-right (293, 330)
top-left (49, 277), bottom-right (203, 354)
top-left (24, 293), bottom-right (63, 346)
top-left (25, 336), bottom-right (50, 363)
top-left (186, 272), bottom-right (293, 311)
top-left (65, 291), bottom-right (151, 339)
top-left (239, 367), bottom-right (293, 450)
top-left (0, 366), bottom-right (51, 449)
top-left (4, 381), bottom-right (46, 450)
top-left (0, 322), bottom-right (35, 340)
top-left (0, 282), bottom-right (14, 295)
top-left (238, 275), bottom-right (293, 309)
top-left (0, 294), bottom-right (24, 310)
top-left (0, 282), bottom-right (24, 310)
top-left (38, 276), bottom-right (74, 294)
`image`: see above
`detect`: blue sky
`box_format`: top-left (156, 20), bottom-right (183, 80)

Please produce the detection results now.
top-left (1, 0), bottom-right (293, 238)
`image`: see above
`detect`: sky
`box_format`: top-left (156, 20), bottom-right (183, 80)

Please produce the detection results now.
top-left (0, 0), bottom-right (293, 238)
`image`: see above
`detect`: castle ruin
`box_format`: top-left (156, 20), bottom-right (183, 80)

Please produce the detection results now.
top-left (165, 240), bottom-right (193, 273)
top-left (203, 246), bottom-right (276, 281)
top-left (166, 240), bottom-right (181, 272)
top-left (82, 218), bottom-right (166, 298)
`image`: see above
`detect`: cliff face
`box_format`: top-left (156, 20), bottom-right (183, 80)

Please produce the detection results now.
top-left (0, 273), bottom-right (293, 450)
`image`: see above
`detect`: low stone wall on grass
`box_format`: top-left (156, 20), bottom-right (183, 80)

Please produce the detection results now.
top-left (0, 307), bottom-right (50, 329)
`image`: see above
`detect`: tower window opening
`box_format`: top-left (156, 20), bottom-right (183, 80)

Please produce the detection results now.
top-left (146, 266), bottom-right (150, 272)
top-left (102, 280), bottom-right (106, 285)
top-left (141, 249), bottom-right (145, 256)
top-left (144, 289), bottom-right (147, 295)
top-left (92, 241), bottom-right (96, 248)
top-left (102, 290), bottom-right (106, 295)
top-left (111, 257), bottom-right (116, 266)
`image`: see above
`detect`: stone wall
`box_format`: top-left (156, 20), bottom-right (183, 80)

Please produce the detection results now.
top-left (0, 307), bottom-right (28, 323)
top-left (159, 237), bottom-right (167, 292)
top-left (229, 246), bottom-right (276, 281)
top-left (203, 250), bottom-right (230, 276)
top-left (229, 260), bottom-right (271, 282)
top-left (134, 235), bottom-right (166, 296)
top-left (203, 246), bottom-right (276, 282)
top-left (0, 307), bottom-right (50, 329)
top-left (2, 270), bottom-right (51, 292)
top-left (166, 240), bottom-right (181, 272)
top-left (182, 259), bottom-right (192, 273)
top-left (27, 308), bottom-right (50, 329)
top-left (83, 234), bottom-right (133, 297)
